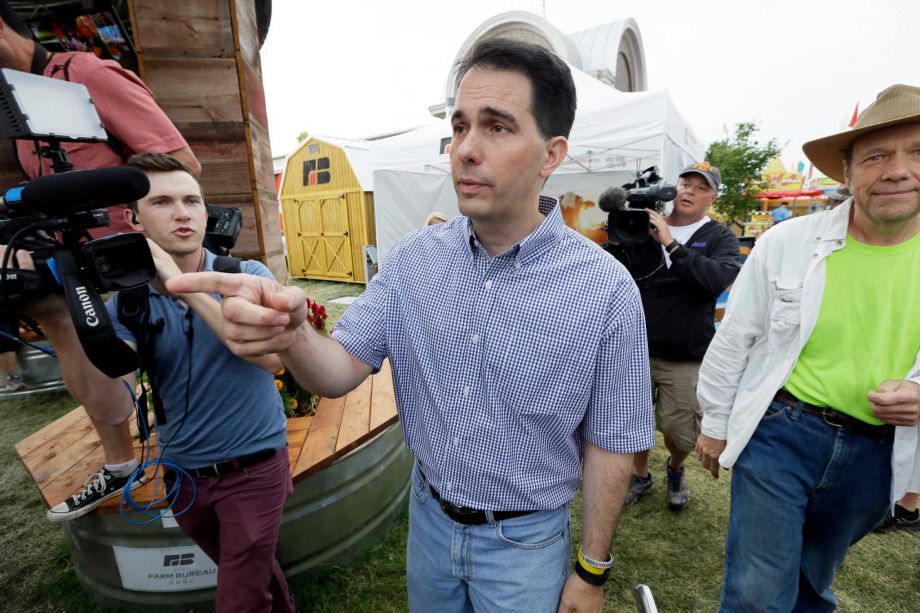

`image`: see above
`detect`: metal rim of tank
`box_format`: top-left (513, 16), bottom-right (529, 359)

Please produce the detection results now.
top-left (1, 341), bottom-right (66, 398)
top-left (61, 422), bottom-right (412, 610)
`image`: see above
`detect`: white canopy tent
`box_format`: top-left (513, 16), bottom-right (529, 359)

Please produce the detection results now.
top-left (369, 66), bottom-right (705, 259)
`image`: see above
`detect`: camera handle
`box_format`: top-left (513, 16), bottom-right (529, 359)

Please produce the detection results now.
top-left (39, 138), bottom-right (74, 174)
top-left (53, 247), bottom-right (139, 378)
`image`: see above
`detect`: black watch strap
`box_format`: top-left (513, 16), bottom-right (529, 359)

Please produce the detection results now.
top-left (666, 239), bottom-right (681, 253)
top-left (574, 559), bottom-right (610, 586)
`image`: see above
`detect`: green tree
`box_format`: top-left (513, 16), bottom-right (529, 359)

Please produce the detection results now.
top-left (296, 131), bottom-right (309, 144)
top-left (705, 122), bottom-right (783, 227)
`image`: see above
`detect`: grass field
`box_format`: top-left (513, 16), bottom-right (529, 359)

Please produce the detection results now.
top-left (1, 279), bottom-right (917, 611)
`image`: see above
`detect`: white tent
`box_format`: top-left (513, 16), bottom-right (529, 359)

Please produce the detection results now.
top-left (370, 67), bottom-right (705, 259)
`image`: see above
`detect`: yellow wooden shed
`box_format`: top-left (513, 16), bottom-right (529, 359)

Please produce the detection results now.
top-left (280, 136), bottom-right (376, 283)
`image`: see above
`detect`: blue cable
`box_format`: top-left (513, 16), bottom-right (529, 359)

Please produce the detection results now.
top-left (0, 329), bottom-right (57, 357)
top-left (118, 380), bottom-right (197, 525)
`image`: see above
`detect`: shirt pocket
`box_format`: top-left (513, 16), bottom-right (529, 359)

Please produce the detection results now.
top-left (767, 276), bottom-right (802, 353)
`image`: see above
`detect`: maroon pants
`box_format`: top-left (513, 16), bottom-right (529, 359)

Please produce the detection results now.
top-left (172, 447), bottom-right (295, 613)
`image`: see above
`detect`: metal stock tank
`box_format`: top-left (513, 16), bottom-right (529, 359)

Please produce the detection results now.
top-left (64, 423), bottom-right (411, 610)
top-left (0, 341), bottom-right (66, 399)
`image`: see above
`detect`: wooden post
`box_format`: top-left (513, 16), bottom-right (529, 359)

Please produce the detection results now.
top-left (132, 0), bottom-right (286, 279)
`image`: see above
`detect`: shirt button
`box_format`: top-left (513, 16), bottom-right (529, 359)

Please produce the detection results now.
top-left (484, 279), bottom-right (493, 290)
top-left (463, 386), bottom-right (470, 397)
top-left (444, 482), bottom-right (452, 491)
top-left (453, 437), bottom-right (460, 447)
top-left (471, 333), bottom-right (479, 344)
top-left (514, 262), bottom-right (522, 270)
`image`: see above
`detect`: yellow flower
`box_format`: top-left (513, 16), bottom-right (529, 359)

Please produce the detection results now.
top-left (276, 368), bottom-right (285, 375)
top-left (286, 398), bottom-right (298, 409)
top-left (275, 379), bottom-right (284, 391)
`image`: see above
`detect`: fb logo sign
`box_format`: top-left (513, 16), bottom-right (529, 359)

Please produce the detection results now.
top-left (163, 553), bottom-right (195, 567)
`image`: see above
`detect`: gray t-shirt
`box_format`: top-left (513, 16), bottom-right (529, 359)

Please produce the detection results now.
top-left (107, 250), bottom-right (287, 468)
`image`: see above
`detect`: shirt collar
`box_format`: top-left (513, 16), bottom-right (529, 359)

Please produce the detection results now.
top-left (818, 199), bottom-right (852, 243)
top-left (460, 195), bottom-right (565, 264)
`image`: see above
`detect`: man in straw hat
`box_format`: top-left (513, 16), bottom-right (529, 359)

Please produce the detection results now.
top-left (695, 84), bottom-right (920, 611)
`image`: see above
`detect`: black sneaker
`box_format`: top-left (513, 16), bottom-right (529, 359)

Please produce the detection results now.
top-left (666, 458), bottom-right (689, 511)
top-left (624, 472), bottom-right (654, 505)
top-left (46, 467), bottom-right (143, 522)
top-left (873, 504), bottom-right (920, 533)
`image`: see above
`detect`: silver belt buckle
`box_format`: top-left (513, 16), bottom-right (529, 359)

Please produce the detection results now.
top-left (820, 407), bottom-right (844, 429)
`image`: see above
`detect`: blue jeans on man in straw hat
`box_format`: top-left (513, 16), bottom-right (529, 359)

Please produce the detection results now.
top-left (719, 399), bottom-right (891, 612)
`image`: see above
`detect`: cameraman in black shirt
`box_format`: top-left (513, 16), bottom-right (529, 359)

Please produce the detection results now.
top-left (605, 162), bottom-right (741, 511)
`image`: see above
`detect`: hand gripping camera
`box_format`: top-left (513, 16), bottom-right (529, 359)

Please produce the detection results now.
top-left (0, 68), bottom-right (155, 377)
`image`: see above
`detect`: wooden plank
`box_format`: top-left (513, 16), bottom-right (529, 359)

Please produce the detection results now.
top-left (35, 438), bottom-right (105, 506)
top-left (292, 395), bottom-right (346, 479)
top-left (263, 251), bottom-right (289, 283)
top-left (232, 0), bottom-right (262, 77)
top-left (286, 415), bottom-right (313, 469)
top-left (335, 377), bottom-right (373, 453)
top-left (20, 419), bottom-right (98, 483)
top-left (15, 406), bottom-right (88, 458)
top-left (142, 58), bottom-right (243, 125)
top-left (134, 0), bottom-right (233, 58)
top-left (187, 131), bottom-right (253, 196)
top-left (370, 360), bottom-right (397, 431)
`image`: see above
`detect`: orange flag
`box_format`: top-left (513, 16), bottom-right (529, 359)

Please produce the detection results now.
top-left (848, 103), bottom-right (859, 128)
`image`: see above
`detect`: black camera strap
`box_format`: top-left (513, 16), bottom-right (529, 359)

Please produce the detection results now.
top-left (116, 255), bottom-right (242, 438)
top-left (53, 247), bottom-right (139, 378)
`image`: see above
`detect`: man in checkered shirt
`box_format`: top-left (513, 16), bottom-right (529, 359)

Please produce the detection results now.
top-left (171, 38), bottom-right (653, 612)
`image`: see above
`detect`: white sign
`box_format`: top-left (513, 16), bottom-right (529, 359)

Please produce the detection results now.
top-left (113, 544), bottom-right (218, 592)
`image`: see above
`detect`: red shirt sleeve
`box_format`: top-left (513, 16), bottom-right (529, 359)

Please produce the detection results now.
top-left (78, 56), bottom-right (188, 156)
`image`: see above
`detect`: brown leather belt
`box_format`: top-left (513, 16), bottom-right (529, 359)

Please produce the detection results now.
top-left (774, 389), bottom-right (894, 441)
top-left (427, 482), bottom-right (538, 525)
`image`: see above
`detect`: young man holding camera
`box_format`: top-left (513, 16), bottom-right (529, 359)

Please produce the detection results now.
top-left (605, 163), bottom-right (741, 511)
top-left (46, 153), bottom-right (295, 612)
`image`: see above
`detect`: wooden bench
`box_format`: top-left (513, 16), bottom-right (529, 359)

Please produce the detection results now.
top-left (16, 360), bottom-right (399, 514)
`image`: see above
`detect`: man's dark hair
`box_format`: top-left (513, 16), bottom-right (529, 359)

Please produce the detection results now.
top-left (454, 38), bottom-right (577, 140)
top-left (126, 152), bottom-right (199, 212)
top-left (0, 2), bottom-right (33, 38)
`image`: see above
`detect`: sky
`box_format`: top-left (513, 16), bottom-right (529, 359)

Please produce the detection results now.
top-left (260, 0), bottom-right (920, 176)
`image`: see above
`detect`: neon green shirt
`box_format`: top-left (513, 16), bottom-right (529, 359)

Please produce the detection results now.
top-left (785, 230), bottom-right (920, 424)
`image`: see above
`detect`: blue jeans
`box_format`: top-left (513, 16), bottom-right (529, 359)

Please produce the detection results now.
top-left (720, 400), bottom-right (892, 612)
top-left (406, 462), bottom-right (571, 612)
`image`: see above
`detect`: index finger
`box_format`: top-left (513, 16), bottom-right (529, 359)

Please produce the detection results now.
top-left (166, 271), bottom-right (247, 297)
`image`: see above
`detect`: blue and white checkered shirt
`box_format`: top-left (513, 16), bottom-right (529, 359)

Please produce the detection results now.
top-left (333, 198), bottom-right (653, 510)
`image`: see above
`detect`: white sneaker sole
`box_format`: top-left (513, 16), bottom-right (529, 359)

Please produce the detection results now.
top-left (46, 477), bottom-right (145, 523)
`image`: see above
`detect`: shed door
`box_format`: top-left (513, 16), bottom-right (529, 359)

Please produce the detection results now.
top-left (294, 194), bottom-right (354, 280)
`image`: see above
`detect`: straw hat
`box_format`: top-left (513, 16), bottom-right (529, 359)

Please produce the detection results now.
top-left (802, 84), bottom-right (920, 182)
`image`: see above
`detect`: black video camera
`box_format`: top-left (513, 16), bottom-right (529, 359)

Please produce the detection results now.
top-left (0, 68), bottom-right (155, 378)
top-left (599, 166), bottom-right (677, 244)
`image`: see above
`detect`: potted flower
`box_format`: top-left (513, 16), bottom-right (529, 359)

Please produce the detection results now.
top-left (274, 298), bottom-right (328, 418)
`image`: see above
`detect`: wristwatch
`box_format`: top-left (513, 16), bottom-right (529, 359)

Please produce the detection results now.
top-left (666, 239), bottom-right (681, 254)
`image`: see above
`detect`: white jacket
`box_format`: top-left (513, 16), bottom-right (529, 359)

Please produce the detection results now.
top-left (698, 200), bottom-right (920, 503)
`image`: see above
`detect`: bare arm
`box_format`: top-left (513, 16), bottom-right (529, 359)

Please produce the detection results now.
top-left (166, 271), bottom-right (372, 397)
top-left (558, 444), bottom-right (634, 613)
top-left (4, 246), bottom-right (137, 426)
top-left (166, 147), bottom-right (201, 176)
